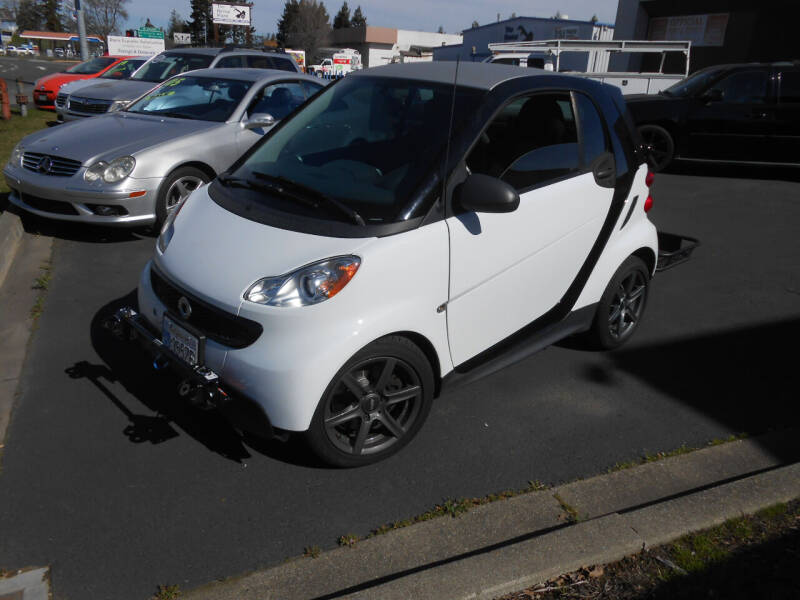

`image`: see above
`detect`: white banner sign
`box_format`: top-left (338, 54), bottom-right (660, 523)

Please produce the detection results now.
top-left (648, 13), bottom-right (729, 47)
top-left (107, 35), bottom-right (165, 56)
top-left (173, 32), bottom-right (192, 44)
top-left (212, 4), bottom-right (251, 26)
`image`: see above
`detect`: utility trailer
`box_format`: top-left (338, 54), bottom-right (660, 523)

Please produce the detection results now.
top-left (486, 39), bottom-right (692, 95)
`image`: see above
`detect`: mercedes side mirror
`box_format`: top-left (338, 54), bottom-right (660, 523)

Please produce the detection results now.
top-left (243, 113), bottom-right (276, 130)
top-left (457, 173), bottom-right (520, 214)
top-left (702, 88), bottom-right (723, 103)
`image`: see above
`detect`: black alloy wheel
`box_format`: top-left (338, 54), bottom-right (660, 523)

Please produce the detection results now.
top-left (306, 336), bottom-right (433, 467)
top-left (586, 255), bottom-right (650, 350)
top-left (638, 124), bottom-right (675, 172)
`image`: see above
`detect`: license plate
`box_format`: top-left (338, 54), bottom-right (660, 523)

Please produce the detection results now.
top-left (36, 93), bottom-right (47, 100)
top-left (163, 315), bottom-right (200, 366)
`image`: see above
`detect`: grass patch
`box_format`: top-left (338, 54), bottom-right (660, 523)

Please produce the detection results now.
top-left (338, 533), bottom-right (359, 547)
top-left (30, 259), bottom-right (53, 320)
top-left (553, 492), bottom-right (580, 523)
top-left (150, 584), bottom-right (181, 599)
top-left (499, 498), bottom-right (800, 600)
top-left (609, 434), bottom-right (748, 473)
top-left (303, 545), bottom-right (321, 558)
top-left (0, 107), bottom-right (53, 196)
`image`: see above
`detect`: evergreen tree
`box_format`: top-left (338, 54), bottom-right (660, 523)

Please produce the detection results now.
top-left (437, 25), bottom-right (443, 33)
top-left (276, 0), bottom-right (299, 47)
top-left (350, 4), bottom-right (365, 27)
top-left (188, 0), bottom-right (212, 45)
top-left (590, 14), bottom-right (598, 23)
top-left (40, 0), bottom-right (62, 31)
top-left (471, 20), bottom-right (479, 28)
top-left (332, 1), bottom-right (349, 29)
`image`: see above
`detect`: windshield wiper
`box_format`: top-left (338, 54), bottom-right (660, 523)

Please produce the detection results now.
top-left (159, 111), bottom-right (193, 120)
top-left (252, 172), bottom-right (365, 226)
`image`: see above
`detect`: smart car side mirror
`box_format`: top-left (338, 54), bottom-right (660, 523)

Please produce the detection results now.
top-left (243, 113), bottom-right (275, 130)
top-left (457, 173), bottom-right (520, 213)
top-left (702, 88), bottom-right (723, 103)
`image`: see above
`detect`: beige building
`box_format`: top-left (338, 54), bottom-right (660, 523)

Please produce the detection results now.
top-left (329, 25), bottom-right (462, 67)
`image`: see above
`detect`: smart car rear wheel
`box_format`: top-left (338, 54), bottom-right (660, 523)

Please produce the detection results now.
top-left (155, 167), bottom-right (209, 227)
top-left (588, 256), bottom-right (650, 350)
top-left (638, 124), bottom-right (674, 172)
top-left (305, 336), bottom-right (434, 467)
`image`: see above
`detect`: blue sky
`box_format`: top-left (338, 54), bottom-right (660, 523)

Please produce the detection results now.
top-left (127, 0), bottom-right (620, 36)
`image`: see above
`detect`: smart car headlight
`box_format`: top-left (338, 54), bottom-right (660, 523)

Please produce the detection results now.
top-left (245, 256), bottom-right (361, 307)
top-left (84, 156), bottom-right (135, 183)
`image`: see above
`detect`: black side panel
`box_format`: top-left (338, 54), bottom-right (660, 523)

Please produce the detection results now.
top-left (442, 304), bottom-right (596, 390)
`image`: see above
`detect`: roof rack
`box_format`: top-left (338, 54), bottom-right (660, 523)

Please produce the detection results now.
top-left (218, 44), bottom-right (286, 54)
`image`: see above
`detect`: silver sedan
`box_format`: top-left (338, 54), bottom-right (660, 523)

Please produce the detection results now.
top-left (3, 68), bottom-right (323, 227)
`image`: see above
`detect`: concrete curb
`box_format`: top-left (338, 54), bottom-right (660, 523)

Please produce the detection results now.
top-left (183, 430), bottom-right (800, 600)
top-left (0, 207), bottom-right (24, 289)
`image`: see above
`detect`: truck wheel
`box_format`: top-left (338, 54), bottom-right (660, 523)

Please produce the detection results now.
top-left (587, 256), bottom-right (650, 350)
top-left (638, 124), bottom-right (674, 172)
top-left (304, 336), bottom-right (434, 468)
top-left (155, 167), bottom-right (209, 228)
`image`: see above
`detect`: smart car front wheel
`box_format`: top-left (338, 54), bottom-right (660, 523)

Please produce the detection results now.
top-left (305, 336), bottom-right (434, 467)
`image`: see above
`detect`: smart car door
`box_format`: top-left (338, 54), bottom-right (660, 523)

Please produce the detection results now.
top-left (685, 69), bottom-right (772, 162)
top-left (446, 91), bottom-right (616, 366)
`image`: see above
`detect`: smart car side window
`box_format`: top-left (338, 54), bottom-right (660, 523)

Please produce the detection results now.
top-left (466, 92), bottom-right (580, 192)
top-left (574, 93), bottom-right (608, 168)
top-left (712, 70), bottom-right (768, 104)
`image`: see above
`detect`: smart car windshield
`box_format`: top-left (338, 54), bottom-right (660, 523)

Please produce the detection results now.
top-left (222, 76), bottom-right (484, 225)
top-left (65, 57), bottom-right (116, 74)
top-left (127, 76), bottom-right (252, 122)
top-left (130, 52), bottom-right (213, 83)
top-left (662, 66), bottom-right (726, 97)
top-left (99, 58), bottom-right (146, 79)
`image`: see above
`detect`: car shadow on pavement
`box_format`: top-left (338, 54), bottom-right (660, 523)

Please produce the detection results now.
top-left (82, 291), bottom-right (327, 467)
top-left (584, 317), bottom-right (800, 464)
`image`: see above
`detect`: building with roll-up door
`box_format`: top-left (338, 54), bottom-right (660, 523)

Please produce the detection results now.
top-left (613, 0), bottom-right (800, 73)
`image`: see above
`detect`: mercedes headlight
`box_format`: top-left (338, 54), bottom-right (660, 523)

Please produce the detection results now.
top-left (245, 256), bottom-right (361, 307)
top-left (84, 156), bottom-right (135, 183)
top-left (109, 100), bottom-right (130, 112)
top-left (9, 144), bottom-right (24, 167)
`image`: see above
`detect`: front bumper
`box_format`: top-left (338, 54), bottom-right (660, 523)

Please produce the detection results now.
top-left (104, 306), bottom-right (276, 439)
top-left (3, 164), bottom-right (161, 226)
top-left (33, 90), bottom-right (55, 109)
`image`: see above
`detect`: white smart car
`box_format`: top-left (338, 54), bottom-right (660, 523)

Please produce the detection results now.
top-left (107, 63), bottom-right (695, 466)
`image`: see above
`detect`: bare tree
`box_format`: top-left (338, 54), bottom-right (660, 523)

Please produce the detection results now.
top-left (0, 0), bottom-right (22, 22)
top-left (83, 0), bottom-right (130, 41)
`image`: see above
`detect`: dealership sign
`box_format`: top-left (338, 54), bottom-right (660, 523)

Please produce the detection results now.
top-left (107, 35), bottom-right (165, 56)
top-left (173, 32), bottom-right (191, 44)
top-left (648, 13), bottom-right (729, 47)
top-left (212, 3), bottom-right (252, 26)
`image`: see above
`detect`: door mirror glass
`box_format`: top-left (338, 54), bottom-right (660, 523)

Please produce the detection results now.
top-left (591, 151), bottom-right (616, 188)
top-left (457, 173), bottom-right (520, 214)
top-left (703, 88), bottom-right (723, 103)
top-left (243, 112), bottom-right (275, 130)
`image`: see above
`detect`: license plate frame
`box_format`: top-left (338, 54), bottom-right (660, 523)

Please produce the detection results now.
top-left (162, 313), bottom-right (206, 367)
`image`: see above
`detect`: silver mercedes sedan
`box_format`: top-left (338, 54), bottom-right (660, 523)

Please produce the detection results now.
top-left (4, 69), bottom-right (323, 227)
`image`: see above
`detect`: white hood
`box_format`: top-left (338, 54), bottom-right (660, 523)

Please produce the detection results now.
top-left (154, 185), bottom-right (372, 314)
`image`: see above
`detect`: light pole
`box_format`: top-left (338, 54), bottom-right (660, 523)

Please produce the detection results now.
top-left (75, 0), bottom-right (89, 60)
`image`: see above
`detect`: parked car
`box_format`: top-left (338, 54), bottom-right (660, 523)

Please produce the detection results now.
top-left (56, 56), bottom-right (149, 121)
top-left (54, 47), bottom-right (65, 57)
top-left (33, 55), bottom-right (135, 110)
top-left (4, 45), bottom-right (16, 55)
top-left (627, 61), bottom-right (800, 171)
top-left (63, 47), bottom-right (302, 120)
top-left (4, 69), bottom-right (322, 226)
top-left (104, 62), bottom-right (693, 467)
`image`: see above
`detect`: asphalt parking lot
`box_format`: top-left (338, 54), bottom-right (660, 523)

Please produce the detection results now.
top-left (0, 165), bottom-right (799, 599)
top-left (0, 56), bottom-right (76, 104)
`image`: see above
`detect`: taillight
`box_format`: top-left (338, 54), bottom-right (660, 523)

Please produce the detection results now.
top-left (644, 171), bottom-right (654, 212)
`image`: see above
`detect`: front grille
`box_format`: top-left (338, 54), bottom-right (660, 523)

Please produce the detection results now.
top-left (150, 267), bottom-right (263, 349)
top-left (68, 96), bottom-right (112, 114)
top-left (20, 193), bottom-right (79, 215)
top-left (55, 93), bottom-right (68, 108)
top-left (22, 152), bottom-right (82, 177)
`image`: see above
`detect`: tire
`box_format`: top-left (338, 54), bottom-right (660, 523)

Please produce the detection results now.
top-left (638, 124), bottom-right (674, 172)
top-left (155, 166), bottom-right (209, 228)
top-left (304, 336), bottom-right (434, 468)
top-left (587, 256), bottom-right (650, 350)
